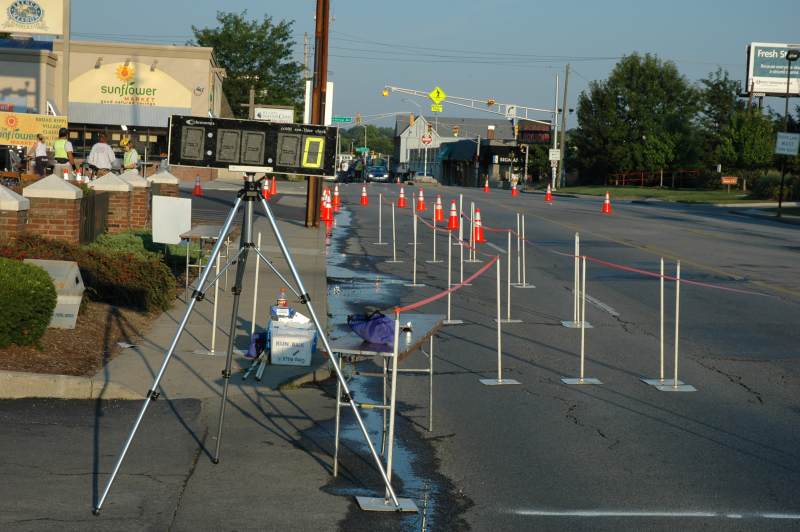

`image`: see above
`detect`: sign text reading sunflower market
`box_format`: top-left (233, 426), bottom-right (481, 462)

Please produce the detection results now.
top-left (69, 62), bottom-right (192, 109)
top-left (0, 111), bottom-right (67, 146)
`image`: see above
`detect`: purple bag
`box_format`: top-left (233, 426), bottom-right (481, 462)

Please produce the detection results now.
top-left (347, 311), bottom-right (395, 346)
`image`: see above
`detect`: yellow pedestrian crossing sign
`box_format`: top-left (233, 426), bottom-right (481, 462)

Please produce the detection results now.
top-left (428, 86), bottom-right (447, 104)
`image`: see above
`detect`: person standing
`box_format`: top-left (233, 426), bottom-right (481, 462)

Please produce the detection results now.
top-left (52, 127), bottom-right (75, 174)
top-left (87, 132), bottom-right (116, 176)
top-left (27, 134), bottom-right (49, 176)
top-left (120, 137), bottom-right (139, 171)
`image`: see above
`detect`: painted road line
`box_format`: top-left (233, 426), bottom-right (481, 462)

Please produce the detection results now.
top-left (486, 242), bottom-right (507, 254)
top-left (511, 509), bottom-right (800, 520)
top-left (585, 294), bottom-right (620, 317)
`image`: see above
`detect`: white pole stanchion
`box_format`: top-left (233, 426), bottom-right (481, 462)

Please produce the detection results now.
top-left (405, 214), bottom-right (423, 287)
top-left (562, 232), bottom-right (590, 328)
top-left (386, 203), bottom-right (402, 264)
top-left (250, 232), bottom-right (262, 335)
top-left (374, 193), bottom-right (387, 245)
top-left (425, 214), bottom-right (442, 264)
top-left (443, 230), bottom-right (463, 326)
top-left (193, 252), bottom-right (221, 356)
top-left (642, 257), bottom-right (682, 386)
top-left (466, 202), bottom-right (480, 263)
top-left (562, 256), bottom-right (602, 385)
top-left (497, 231), bottom-right (522, 324)
top-left (657, 261), bottom-right (696, 392)
top-left (459, 229), bottom-right (464, 285)
top-left (481, 256), bottom-right (520, 385)
top-left (442, 231), bottom-right (464, 325)
top-left (515, 213), bottom-right (521, 285)
top-left (457, 193), bottom-right (463, 247)
top-left (515, 214), bottom-right (535, 289)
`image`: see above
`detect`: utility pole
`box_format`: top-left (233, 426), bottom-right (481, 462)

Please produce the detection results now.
top-left (552, 74), bottom-right (559, 190)
top-left (303, 32), bottom-right (310, 80)
top-left (305, 0), bottom-right (330, 227)
top-left (62, 0), bottom-right (71, 117)
top-left (558, 64), bottom-right (570, 188)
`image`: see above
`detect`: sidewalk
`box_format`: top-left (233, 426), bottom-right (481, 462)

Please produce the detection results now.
top-left (92, 210), bottom-right (331, 400)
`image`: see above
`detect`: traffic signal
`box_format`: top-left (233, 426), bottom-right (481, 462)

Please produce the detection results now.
top-left (427, 123), bottom-right (433, 133)
top-left (382, 87), bottom-right (390, 97)
top-left (514, 124), bottom-right (519, 138)
top-left (486, 98), bottom-right (496, 107)
top-left (355, 112), bottom-right (362, 125)
top-left (452, 125), bottom-right (460, 137)
top-left (409, 113), bottom-right (415, 127)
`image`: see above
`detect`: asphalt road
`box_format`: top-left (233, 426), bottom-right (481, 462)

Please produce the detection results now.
top-left (334, 182), bottom-right (800, 531)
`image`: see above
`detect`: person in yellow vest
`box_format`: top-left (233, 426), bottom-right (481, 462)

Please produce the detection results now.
top-left (120, 137), bottom-right (139, 171)
top-left (52, 127), bottom-right (75, 175)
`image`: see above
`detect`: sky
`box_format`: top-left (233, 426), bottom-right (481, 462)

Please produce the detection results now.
top-left (69, 0), bottom-right (799, 128)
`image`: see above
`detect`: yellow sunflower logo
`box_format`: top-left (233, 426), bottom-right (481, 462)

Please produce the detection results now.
top-left (116, 64), bottom-right (135, 82)
top-left (5, 115), bottom-right (18, 128)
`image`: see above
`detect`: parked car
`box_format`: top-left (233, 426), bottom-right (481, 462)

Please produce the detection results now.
top-left (366, 165), bottom-right (389, 182)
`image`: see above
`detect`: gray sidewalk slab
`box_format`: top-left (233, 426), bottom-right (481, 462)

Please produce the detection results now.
top-left (92, 213), bottom-right (331, 401)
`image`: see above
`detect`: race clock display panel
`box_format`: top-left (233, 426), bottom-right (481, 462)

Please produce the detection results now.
top-left (167, 115), bottom-right (336, 177)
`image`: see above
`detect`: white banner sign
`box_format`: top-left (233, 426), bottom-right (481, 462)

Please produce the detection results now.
top-left (549, 148), bottom-right (561, 161)
top-left (254, 106), bottom-right (295, 124)
top-left (1, 0), bottom-right (63, 36)
top-left (775, 132), bottom-right (800, 156)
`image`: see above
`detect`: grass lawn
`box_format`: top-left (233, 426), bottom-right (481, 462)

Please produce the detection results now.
top-left (560, 186), bottom-right (766, 204)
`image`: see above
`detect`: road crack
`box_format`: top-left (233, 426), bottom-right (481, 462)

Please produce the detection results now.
top-left (695, 360), bottom-right (764, 404)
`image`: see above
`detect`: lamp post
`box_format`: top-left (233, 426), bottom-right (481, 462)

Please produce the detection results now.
top-left (778, 48), bottom-right (799, 218)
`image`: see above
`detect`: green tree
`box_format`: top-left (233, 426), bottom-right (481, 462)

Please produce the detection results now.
top-left (698, 68), bottom-right (744, 167)
top-left (192, 11), bottom-right (303, 119)
top-left (573, 53), bottom-right (699, 183)
top-left (339, 125), bottom-right (394, 156)
top-left (718, 108), bottom-right (775, 178)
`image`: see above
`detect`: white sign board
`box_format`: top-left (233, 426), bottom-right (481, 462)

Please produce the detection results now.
top-left (1, 0), bottom-right (64, 36)
top-left (746, 42), bottom-right (800, 97)
top-left (152, 196), bottom-right (191, 244)
top-left (253, 106), bottom-right (295, 124)
top-left (775, 132), bottom-right (800, 156)
top-left (549, 148), bottom-right (561, 161)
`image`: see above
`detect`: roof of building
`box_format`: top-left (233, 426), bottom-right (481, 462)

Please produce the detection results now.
top-left (395, 115), bottom-right (515, 140)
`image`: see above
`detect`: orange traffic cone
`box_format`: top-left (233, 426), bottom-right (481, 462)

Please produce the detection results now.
top-left (269, 176), bottom-right (277, 196)
top-left (447, 200), bottom-right (459, 231)
top-left (511, 182), bottom-right (518, 197)
top-left (473, 208), bottom-right (486, 243)
top-left (434, 195), bottom-right (444, 222)
top-left (76, 169), bottom-right (83, 183)
top-left (397, 186), bottom-right (407, 208)
top-left (192, 175), bottom-right (203, 197)
top-left (321, 193), bottom-right (333, 222)
top-left (62, 168), bottom-right (69, 181)
top-left (262, 180), bottom-right (271, 200)
top-left (320, 188), bottom-right (329, 216)
top-left (483, 177), bottom-right (490, 193)
top-left (416, 189), bottom-right (426, 212)
top-left (602, 191), bottom-right (613, 214)
top-left (545, 183), bottom-right (553, 203)
top-left (360, 185), bottom-right (369, 206)
top-left (333, 184), bottom-right (341, 212)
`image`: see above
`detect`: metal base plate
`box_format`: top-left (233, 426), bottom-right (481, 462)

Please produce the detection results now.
top-left (404, 283), bottom-right (424, 287)
top-left (465, 259), bottom-right (483, 263)
top-left (561, 320), bottom-right (593, 329)
top-left (495, 319), bottom-right (523, 324)
top-left (513, 284), bottom-right (536, 289)
top-left (655, 383), bottom-right (697, 392)
top-left (641, 378), bottom-right (684, 387)
top-left (479, 378), bottom-right (521, 386)
top-left (356, 496), bottom-right (418, 512)
top-left (443, 319), bottom-right (464, 326)
top-left (373, 242), bottom-right (388, 245)
top-left (385, 260), bottom-right (404, 264)
top-left (425, 260), bottom-right (443, 264)
top-left (192, 349), bottom-right (218, 356)
top-left (561, 377), bottom-right (603, 385)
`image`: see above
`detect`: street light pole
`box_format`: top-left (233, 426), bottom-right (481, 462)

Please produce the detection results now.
top-left (778, 49), bottom-right (799, 218)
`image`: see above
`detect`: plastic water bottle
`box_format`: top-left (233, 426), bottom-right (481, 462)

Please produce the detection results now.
top-left (277, 288), bottom-right (288, 308)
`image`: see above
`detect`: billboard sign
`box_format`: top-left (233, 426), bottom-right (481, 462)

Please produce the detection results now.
top-left (746, 42), bottom-right (800, 96)
top-left (0, 110), bottom-right (67, 146)
top-left (0, 0), bottom-right (63, 36)
top-left (69, 62), bottom-right (192, 109)
top-left (254, 106), bottom-right (295, 124)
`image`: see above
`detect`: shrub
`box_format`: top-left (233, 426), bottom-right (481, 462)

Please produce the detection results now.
top-left (0, 257), bottom-right (57, 348)
top-left (88, 230), bottom-right (202, 274)
top-left (0, 235), bottom-right (175, 313)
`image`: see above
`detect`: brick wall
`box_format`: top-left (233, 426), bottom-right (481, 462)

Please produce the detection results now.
top-left (130, 188), bottom-right (149, 229)
top-left (26, 198), bottom-right (80, 244)
top-left (0, 209), bottom-right (27, 241)
top-left (153, 183), bottom-right (179, 197)
top-left (170, 165), bottom-right (216, 182)
top-left (106, 191), bottom-right (131, 234)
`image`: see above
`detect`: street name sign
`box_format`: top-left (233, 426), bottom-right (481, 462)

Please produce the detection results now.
top-left (775, 132), bottom-right (800, 156)
top-left (548, 148), bottom-right (561, 161)
top-left (428, 86), bottom-right (447, 104)
top-left (356, 146), bottom-right (369, 154)
top-left (332, 116), bottom-right (353, 123)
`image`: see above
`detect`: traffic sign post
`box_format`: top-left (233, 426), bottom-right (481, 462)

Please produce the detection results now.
top-left (548, 148), bottom-right (561, 161)
top-left (428, 86), bottom-right (447, 104)
top-left (430, 104), bottom-right (443, 113)
top-left (421, 134), bottom-right (433, 146)
top-left (775, 132), bottom-right (800, 156)
top-left (356, 147), bottom-right (369, 154)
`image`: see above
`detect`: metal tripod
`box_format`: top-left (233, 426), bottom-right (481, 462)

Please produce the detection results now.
top-left (93, 174), bottom-right (401, 514)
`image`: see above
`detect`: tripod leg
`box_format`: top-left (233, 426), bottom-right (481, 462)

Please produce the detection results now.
top-left (93, 196), bottom-right (244, 515)
top-left (259, 197), bottom-right (402, 508)
top-left (212, 198), bottom-right (254, 464)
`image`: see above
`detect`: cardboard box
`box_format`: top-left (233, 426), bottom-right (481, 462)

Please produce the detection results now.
top-left (270, 321), bottom-right (316, 366)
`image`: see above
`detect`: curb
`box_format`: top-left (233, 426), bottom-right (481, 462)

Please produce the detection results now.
top-left (729, 210), bottom-right (800, 226)
top-left (0, 370), bottom-right (143, 400)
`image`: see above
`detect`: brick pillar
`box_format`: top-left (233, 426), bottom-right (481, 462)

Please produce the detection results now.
top-left (91, 173), bottom-right (132, 234)
top-left (22, 175), bottom-right (82, 244)
top-left (119, 170), bottom-right (151, 230)
top-left (148, 170), bottom-right (180, 198)
top-left (0, 184), bottom-right (30, 241)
